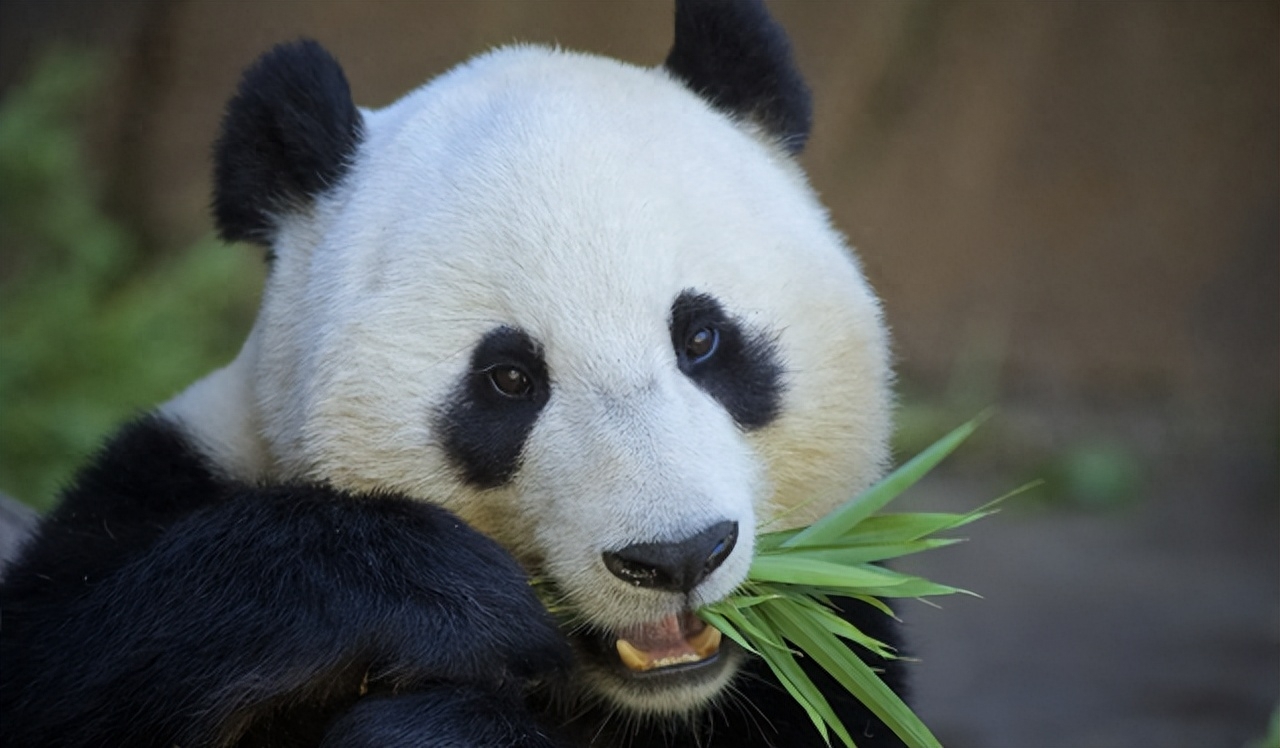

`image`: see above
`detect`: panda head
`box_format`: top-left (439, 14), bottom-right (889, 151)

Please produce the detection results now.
top-left (186, 0), bottom-right (891, 718)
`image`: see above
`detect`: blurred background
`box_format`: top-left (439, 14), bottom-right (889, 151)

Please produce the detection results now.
top-left (0, 1), bottom-right (1275, 746)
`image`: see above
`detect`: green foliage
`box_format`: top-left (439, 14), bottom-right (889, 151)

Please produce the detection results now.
top-left (1034, 440), bottom-right (1144, 510)
top-left (892, 320), bottom-right (1147, 512)
top-left (0, 49), bottom-right (262, 511)
top-left (702, 418), bottom-right (1035, 748)
top-left (1247, 705), bottom-right (1280, 748)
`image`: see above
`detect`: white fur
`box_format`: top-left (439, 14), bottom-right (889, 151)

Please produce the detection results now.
top-left (166, 45), bottom-right (892, 714)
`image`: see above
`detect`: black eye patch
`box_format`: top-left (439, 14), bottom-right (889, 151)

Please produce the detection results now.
top-left (670, 290), bottom-right (785, 430)
top-left (439, 327), bottom-right (550, 488)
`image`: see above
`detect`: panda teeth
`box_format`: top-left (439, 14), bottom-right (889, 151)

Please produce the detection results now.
top-left (614, 627), bottom-right (723, 672)
top-left (616, 639), bottom-right (656, 672)
top-left (688, 624), bottom-right (722, 659)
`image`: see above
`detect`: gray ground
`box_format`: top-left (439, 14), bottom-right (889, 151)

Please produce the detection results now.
top-left (900, 447), bottom-right (1278, 747)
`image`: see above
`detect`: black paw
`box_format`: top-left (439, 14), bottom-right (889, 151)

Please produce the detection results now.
top-left (342, 491), bottom-right (573, 686)
top-left (0, 481), bottom-right (573, 747)
top-left (202, 484), bottom-right (572, 689)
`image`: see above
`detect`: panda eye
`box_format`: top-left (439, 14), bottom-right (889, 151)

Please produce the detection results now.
top-left (684, 326), bottom-right (720, 365)
top-left (487, 365), bottom-right (533, 399)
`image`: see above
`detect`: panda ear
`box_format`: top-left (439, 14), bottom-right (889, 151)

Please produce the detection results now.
top-left (664, 0), bottom-right (813, 154)
top-left (212, 39), bottom-right (364, 246)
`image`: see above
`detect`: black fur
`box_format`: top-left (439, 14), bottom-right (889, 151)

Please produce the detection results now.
top-left (439, 326), bottom-right (552, 489)
top-left (0, 420), bottom-right (907, 748)
top-left (665, 0), bottom-right (813, 153)
top-left (671, 289), bottom-right (786, 430)
top-left (212, 39), bottom-right (363, 246)
top-left (320, 688), bottom-right (558, 748)
top-left (0, 416), bottom-right (569, 747)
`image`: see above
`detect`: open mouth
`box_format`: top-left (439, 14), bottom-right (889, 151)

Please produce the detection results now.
top-left (555, 608), bottom-right (741, 715)
top-left (566, 609), bottom-right (727, 684)
top-left (613, 610), bottom-right (722, 673)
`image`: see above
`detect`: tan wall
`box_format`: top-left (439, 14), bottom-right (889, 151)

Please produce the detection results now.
top-left (5, 0), bottom-right (1277, 418)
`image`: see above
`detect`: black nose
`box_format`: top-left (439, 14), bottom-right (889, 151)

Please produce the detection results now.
top-left (602, 520), bottom-right (738, 593)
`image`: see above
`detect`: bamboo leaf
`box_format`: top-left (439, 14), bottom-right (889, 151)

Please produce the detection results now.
top-left (750, 556), bottom-right (912, 589)
top-left (712, 593), bottom-right (786, 609)
top-left (856, 578), bottom-right (973, 599)
top-left (782, 414), bottom-right (987, 549)
top-left (763, 538), bottom-right (961, 566)
top-left (699, 420), bottom-right (1016, 747)
top-left (707, 601), bottom-right (793, 654)
top-left (697, 608), bottom-right (761, 655)
top-left (830, 512), bottom-right (984, 545)
top-left (846, 593), bottom-right (898, 618)
top-left (758, 649), bottom-right (836, 745)
top-left (800, 603), bottom-right (897, 659)
top-left (743, 604), bottom-right (852, 747)
top-left (756, 527), bottom-right (801, 552)
top-left (764, 603), bottom-right (943, 748)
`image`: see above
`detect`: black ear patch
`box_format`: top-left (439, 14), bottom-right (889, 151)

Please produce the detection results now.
top-left (213, 39), bottom-right (363, 246)
top-left (664, 0), bottom-right (813, 154)
top-left (671, 290), bottom-right (785, 430)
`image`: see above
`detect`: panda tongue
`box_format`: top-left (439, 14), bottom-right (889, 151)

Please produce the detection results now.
top-left (615, 612), bottom-right (722, 672)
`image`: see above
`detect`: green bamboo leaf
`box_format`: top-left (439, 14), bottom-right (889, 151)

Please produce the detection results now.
top-left (751, 560), bottom-right (971, 600)
top-left (712, 593), bottom-right (785, 609)
top-left (750, 556), bottom-right (911, 588)
top-left (796, 601), bottom-right (897, 659)
top-left (783, 415), bottom-right (987, 549)
top-left (697, 608), bottom-right (761, 656)
top-left (756, 527), bottom-right (801, 552)
top-left (759, 509), bottom-right (973, 552)
top-left (743, 604), bottom-right (852, 747)
top-left (757, 648), bottom-right (834, 745)
top-left (847, 593), bottom-right (898, 618)
top-left (772, 576), bottom-right (969, 601)
top-left (834, 512), bottom-right (983, 545)
top-left (763, 603), bottom-right (942, 748)
top-left (776, 595), bottom-right (897, 659)
top-left (700, 419), bottom-right (1019, 747)
top-left (764, 538), bottom-right (961, 566)
top-left (749, 583), bottom-right (837, 612)
top-left (764, 587), bottom-right (904, 617)
top-left (850, 578), bottom-right (972, 599)
top-left (824, 564), bottom-right (955, 588)
top-left (707, 601), bottom-right (792, 654)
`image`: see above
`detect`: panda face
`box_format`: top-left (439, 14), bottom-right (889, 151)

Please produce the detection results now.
top-left (182, 6), bottom-right (893, 720)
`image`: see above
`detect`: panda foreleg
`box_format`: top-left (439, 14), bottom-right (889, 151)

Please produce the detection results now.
top-left (0, 421), bottom-right (569, 747)
top-left (319, 686), bottom-right (560, 748)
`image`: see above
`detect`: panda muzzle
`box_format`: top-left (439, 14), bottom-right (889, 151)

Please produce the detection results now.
top-left (614, 611), bottom-right (722, 672)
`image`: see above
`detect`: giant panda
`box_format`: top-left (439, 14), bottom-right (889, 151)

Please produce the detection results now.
top-left (0, 1), bottom-right (905, 746)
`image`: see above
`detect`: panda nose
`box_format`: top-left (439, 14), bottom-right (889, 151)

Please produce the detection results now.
top-left (602, 521), bottom-right (738, 593)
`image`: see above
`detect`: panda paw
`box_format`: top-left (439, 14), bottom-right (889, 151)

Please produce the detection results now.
top-left (1, 483), bottom-right (574, 744)
top-left (224, 483), bottom-right (574, 689)
top-left (344, 492), bottom-right (573, 686)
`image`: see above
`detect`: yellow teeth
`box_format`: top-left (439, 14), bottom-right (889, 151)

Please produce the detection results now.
top-left (689, 625), bottom-right (722, 659)
top-left (614, 627), bottom-right (723, 673)
top-left (616, 639), bottom-right (653, 672)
